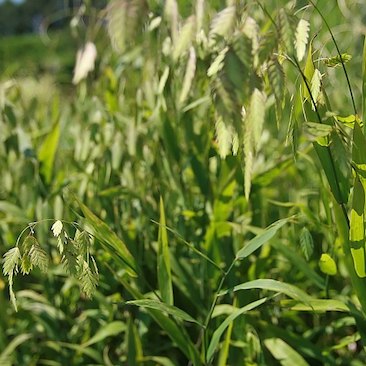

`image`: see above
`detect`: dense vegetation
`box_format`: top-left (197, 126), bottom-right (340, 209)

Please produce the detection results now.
top-left (1, 0), bottom-right (366, 365)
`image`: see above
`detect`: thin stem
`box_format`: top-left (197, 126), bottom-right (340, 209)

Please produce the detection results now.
top-left (202, 259), bottom-right (237, 364)
top-left (308, 0), bottom-right (357, 116)
top-left (289, 55), bottom-right (350, 228)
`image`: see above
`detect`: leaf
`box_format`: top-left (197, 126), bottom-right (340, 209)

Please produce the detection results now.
top-left (173, 15), bottom-right (196, 61)
top-left (38, 121), bottom-right (60, 184)
top-left (127, 318), bottom-right (143, 366)
top-left (209, 6), bottom-right (236, 43)
top-left (282, 299), bottom-right (349, 312)
top-left (319, 253), bottom-right (337, 276)
top-left (0, 334), bottom-right (32, 365)
top-left (2, 247), bottom-right (21, 276)
top-left (299, 227), bottom-right (314, 261)
top-left (82, 321), bottom-right (126, 347)
top-left (125, 299), bottom-right (203, 326)
top-left (264, 338), bottom-right (309, 366)
top-left (236, 218), bottom-right (290, 259)
top-left (349, 175), bottom-right (366, 277)
top-left (304, 122), bottom-right (332, 142)
top-left (157, 196), bottom-right (173, 305)
top-left (310, 69), bottom-right (322, 110)
top-left (363, 36), bottom-right (366, 127)
top-left (302, 41), bottom-right (315, 101)
top-left (119, 282), bottom-right (202, 365)
top-left (295, 19), bottom-right (310, 61)
top-left (350, 123), bottom-right (366, 277)
top-left (74, 197), bottom-right (137, 276)
top-left (219, 279), bottom-right (310, 302)
top-left (206, 298), bottom-right (267, 363)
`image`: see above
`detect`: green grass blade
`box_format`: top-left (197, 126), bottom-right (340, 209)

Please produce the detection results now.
top-left (219, 279), bottom-right (310, 302)
top-left (0, 334), bottom-right (32, 364)
top-left (158, 196), bottom-right (173, 305)
top-left (281, 299), bottom-right (349, 312)
top-left (74, 196), bottom-right (138, 277)
top-left (38, 120), bottom-right (60, 184)
top-left (363, 35), bottom-right (366, 133)
top-left (127, 318), bottom-right (143, 366)
top-left (206, 298), bottom-right (268, 363)
top-left (118, 277), bottom-right (203, 366)
top-left (264, 338), bottom-right (309, 366)
top-left (125, 299), bottom-right (203, 327)
top-left (235, 218), bottom-right (291, 260)
top-left (82, 321), bottom-right (126, 347)
top-left (349, 175), bottom-right (366, 277)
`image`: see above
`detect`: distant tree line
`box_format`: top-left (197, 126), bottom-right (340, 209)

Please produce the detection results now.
top-left (0, 0), bottom-right (106, 36)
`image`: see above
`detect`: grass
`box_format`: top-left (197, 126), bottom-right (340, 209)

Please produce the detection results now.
top-left (0, 29), bottom-right (76, 83)
top-left (1, 1), bottom-right (366, 365)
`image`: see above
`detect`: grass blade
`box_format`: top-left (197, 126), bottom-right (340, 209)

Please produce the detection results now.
top-left (235, 218), bottom-right (291, 260)
top-left (74, 196), bottom-right (138, 277)
top-left (125, 299), bottom-right (203, 327)
top-left (158, 196), bottom-right (173, 305)
top-left (206, 298), bottom-right (267, 363)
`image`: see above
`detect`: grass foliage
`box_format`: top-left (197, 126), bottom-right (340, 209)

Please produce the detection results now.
top-left (1, 0), bottom-right (366, 365)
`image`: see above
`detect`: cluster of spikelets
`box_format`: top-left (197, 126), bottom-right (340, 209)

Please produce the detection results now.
top-left (2, 220), bottom-right (99, 311)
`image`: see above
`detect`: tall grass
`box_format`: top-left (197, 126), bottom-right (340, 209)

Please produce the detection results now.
top-left (1, 1), bottom-right (366, 365)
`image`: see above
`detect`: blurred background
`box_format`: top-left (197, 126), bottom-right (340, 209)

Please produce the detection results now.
top-left (1, 0), bottom-right (366, 365)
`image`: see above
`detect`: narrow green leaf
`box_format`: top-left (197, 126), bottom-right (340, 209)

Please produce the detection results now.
top-left (127, 318), bottom-right (143, 366)
top-left (158, 196), bottom-right (173, 305)
top-left (125, 299), bottom-right (203, 327)
top-left (83, 321), bottom-right (126, 347)
top-left (219, 279), bottom-right (310, 302)
top-left (236, 218), bottom-right (290, 259)
top-left (349, 175), bottom-right (366, 277)
top-left (74, 196), bottom-right (137, 276)
top-left (302, 41), bottom-right (315, 101)
top-left (0, 334), bottom-right (32, 364)
top-left (118, 276), bottom-right (202, 365)
top-left (38, 121), bottom-right (60, 184)
top-left (206, 298), bottom-right (267, 363)
top-left (264, 338), bottom-right (309, 366)
top-left (363, 35), bottom-right (366, 132)
top-left (282, 299), bottom-right (349, 312)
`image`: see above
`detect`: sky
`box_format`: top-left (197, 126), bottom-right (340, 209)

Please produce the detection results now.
top-left (0, 0), bottom-right (25, 3)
